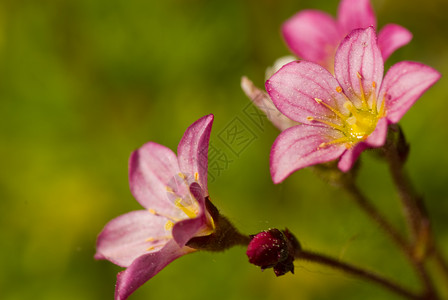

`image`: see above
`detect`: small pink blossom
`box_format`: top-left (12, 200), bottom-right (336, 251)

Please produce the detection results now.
top-left (266, 27), bottom-right (440, 183)
top-left (282, 0), bottom-right (413, 70)
top-left (95, 115), bottom-right (215, 300)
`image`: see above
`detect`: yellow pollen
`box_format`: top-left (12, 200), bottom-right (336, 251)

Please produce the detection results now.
top-left (178, 172), bottom-right (186, 180)
top-left (146, 237), bottom-right (155, 242)
top-left (336, 86), bottom-right (343, 93)
top-left (372, 81), bottom-right (376, 88)
top-left (148, 208), bottom-right (157, 215)
top-left (166, 186), bottom-right (174, 193)
top-left (146, 246), bottom-right (155, 251)
top-left (165, 220), bottom-right (174, 230)
top-left (194, 172), bottom-right (199, 181)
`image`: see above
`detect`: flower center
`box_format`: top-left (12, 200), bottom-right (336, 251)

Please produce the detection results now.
top-left (309, 74), bottom-right (385, 149)
top-left (342, 101), bottom-right (379, 143)
top-left (165, 172), bottom-right (201, 219)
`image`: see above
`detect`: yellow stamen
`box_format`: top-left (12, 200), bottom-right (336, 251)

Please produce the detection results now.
top-left (357, 72), bottom-right (369, 109)
top-left (343, 101), bottom-right (358, 116)
top-left (336, 86), bottom-right (343, 93)
top-left (308, 116), bottom-right (345, 132)
top-left (178, 172), bottom-right (186, 180)
top-left (165, 220), bottom-right (174, 230)
top-left (174, 198), bottom-right (197, 219)
top-left (146, 246), bottom-right (155, 251)
top-left (194, 172), bottom-right (199, 181)
top-left (319, 137), bottom-right (352, 149)
top-left (148, 208), bottom-right (180, 222)
top-left (314, 98), bottom-right (347, 120)
top-left (379, 97), bottom-right (386, 117)
top-left (165, 186), bottom-right (174, 193)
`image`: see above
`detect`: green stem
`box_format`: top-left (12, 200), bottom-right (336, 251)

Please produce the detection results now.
top-left (341, 181), bottom-right (410, 254)
top-left (384, 146), bottom-right (424, 243)
top-left (296, 249), bottom-right (421, 299)
top-left (382, 126), bottom-right (448, 297)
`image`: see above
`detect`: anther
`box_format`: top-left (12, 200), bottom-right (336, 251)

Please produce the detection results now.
top-left (165, 220), bottom-right (174, 230)
top-left (194, 172), bottom-right (199, 181)
top-left (336, 86), bottom-right (343, 93)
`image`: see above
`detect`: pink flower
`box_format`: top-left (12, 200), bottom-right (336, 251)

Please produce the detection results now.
top-left (95, 115), bottom-right (215, 300)
top-left (266, 27), bottom-right (440, 183)
top-left (282, 0), bottom-right (413, 71)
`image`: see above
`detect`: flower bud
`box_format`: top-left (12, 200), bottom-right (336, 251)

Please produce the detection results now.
top-left (246, 228), bottom-right (301, 276)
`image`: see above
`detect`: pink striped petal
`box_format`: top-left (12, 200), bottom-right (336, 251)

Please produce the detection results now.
top-left (378, 24), bottom-right (412, 61)
top-left (129, 142), bottom-right (180, 215)
top-left (380, 61), bottom-right (441, 124)
top-left (338, 0), bottom-right (376, 34)
top-left (95, 210), bottom-right (169, 268)
top-left (172, 183), bottom-right (209, 247)
top-left (282, 10), bottom-right (340, 68)
top-left (365, 117), bottom-right (388, 147)
top-left (270, 125), bottom-right (347, 183)
top-left (266, 61), bottom-right (348, 125)
top-left (177, 114), bottom-right (214, 194)
top-left (241, 76), bottom-right (298, 131)
top-left (338, 143), bottom-right (367, 172)
top-left (334, 27), bottom-right (383, 108)
top-left (115, 240), bottom-right (194, 300)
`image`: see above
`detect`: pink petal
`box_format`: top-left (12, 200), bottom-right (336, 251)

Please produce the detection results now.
top-left (338, 143), bottom-right (367, 172)
top-left (270, 125), bottom-right (347, 183)
top-left (378, 24), bottom-right (412, 61)
top-left (129, 142), bottom-right (181, 215)
top-left (172, 183), bottom-right (209, 247)
top-left (365, 117), bottom-right (388, 147)
top-left (266, 61), bottom-right (348, 125)
top-left (115, 240), bottom-right (194, 300)
top-left (334, 27), bottom-right (383, 108)
top-left (177, 114), bottom-right (214, 194)
top-left (337, 0), bottom-right (376, 34)
top-left (241, 76), bottom-right (298, 131)
top-left (380, 61), bottom-right (441, 124)
top-left (282, 10), bottom-right (340, 69)
top-left (95, 210), bottom-right (169, 268)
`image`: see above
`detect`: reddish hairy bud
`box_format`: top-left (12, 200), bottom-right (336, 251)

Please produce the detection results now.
top-left (246, 228), bottom-right (301, 276)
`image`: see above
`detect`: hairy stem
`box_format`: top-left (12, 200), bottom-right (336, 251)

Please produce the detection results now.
top-left (341, 181), bottom-right (410, 254)
top-left (296, 249), bottom-right (421, 299)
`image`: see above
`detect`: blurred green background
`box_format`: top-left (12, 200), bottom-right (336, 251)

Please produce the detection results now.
top-left (1, 0), bottom-right (448, 299)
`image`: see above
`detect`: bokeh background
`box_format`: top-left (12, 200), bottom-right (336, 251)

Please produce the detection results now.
top-left (1, 0), bottom-right (448, 299)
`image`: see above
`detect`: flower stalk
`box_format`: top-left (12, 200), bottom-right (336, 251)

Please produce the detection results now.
top-left (295, 249), bottom-right (422, 300)
top-left (381, 125), bottom-right (448, 289)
